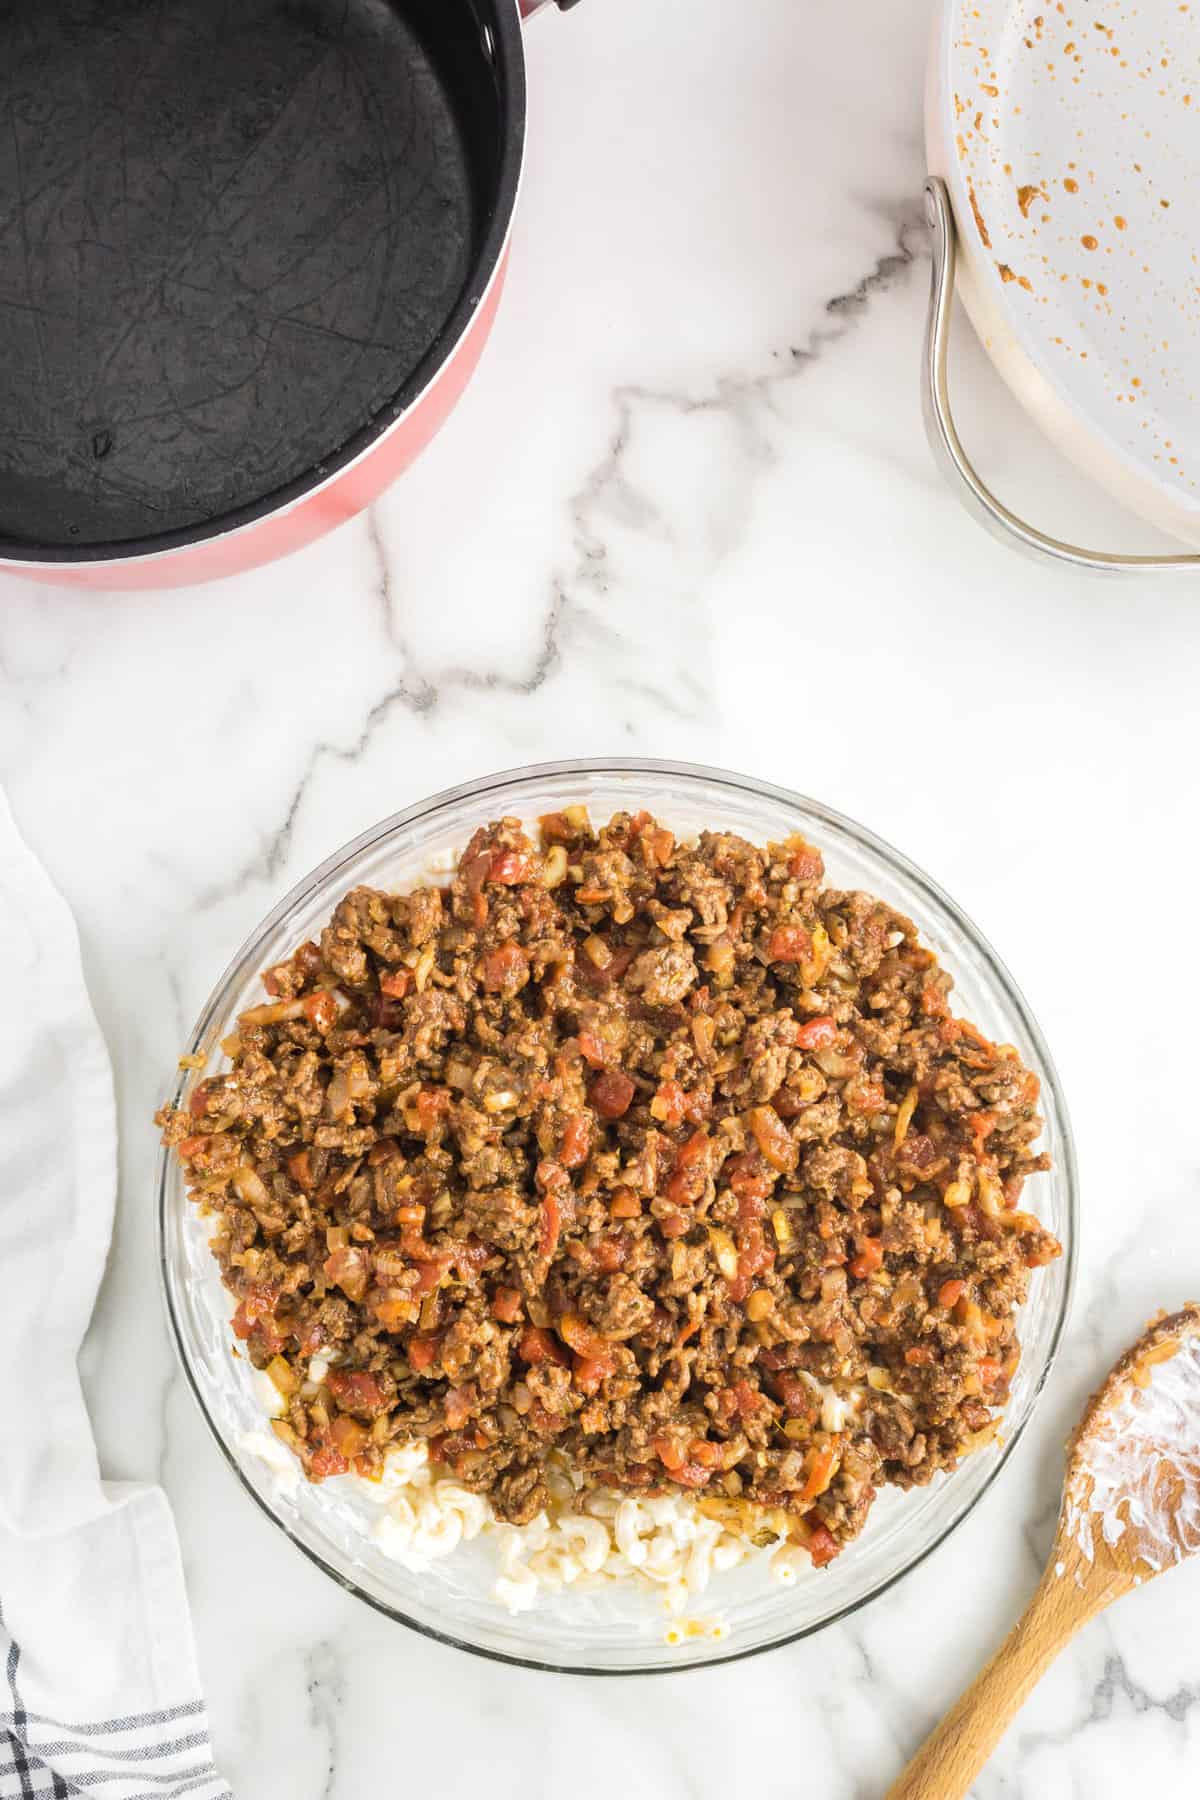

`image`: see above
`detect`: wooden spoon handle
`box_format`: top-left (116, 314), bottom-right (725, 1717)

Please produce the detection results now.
top-left (885, 1561), bottom-right (1092, 1800)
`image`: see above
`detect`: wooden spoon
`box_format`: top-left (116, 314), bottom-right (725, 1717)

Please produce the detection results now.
top-left (887, 1302), bottom-right (1200, 1800)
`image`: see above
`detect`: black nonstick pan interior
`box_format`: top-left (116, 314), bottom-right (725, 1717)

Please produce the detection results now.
top-left (0, 0), bottom-right (508, 550)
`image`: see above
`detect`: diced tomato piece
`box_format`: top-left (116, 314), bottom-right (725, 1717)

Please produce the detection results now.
top-left (230, 1284), bottom-right (279, 1340)
top-left (732, 1181), bottom-right (774, 1307)
top-left (671, 1461), bottom-right (713, 1489)
top-left (665, 1130), bottom-right (710, 1205)
top-left (539, 1190), bottom-right (562, 1262)
top-left (725, 1153), bottom-right (774, 1207)
top-left (560, 1114), bottom-right (592, 1168)
top-left (848, 1237), bottom-right (884, 1280)
top-left (649, 1080), bottom-right (687, 1128)
top-left (488, 849), bottom-right (532, 885)
top-left (653, 1433), bottom-right (685, 1472)
top-left (658, 1210), bottom-right (689, 1239)
top-left (805, 1522), bottom-right (841, 1567)
top-left (416, 1086), bottom-right (451, 1134)
top-left (327, 1368), bottom-right (388, 1415)
top-left (687, 1438), bottom-right (721, 1469)
top-left (788, 846), bottom-right (825, 882)
top-left (609, 1188), bottom-right (642, 1220)
top-left (977, 1357), bottom-right (1002, 1389)
top-left (578, 1028), bottom-right (608, 1069)
top-left (593, 1235), bottom-right (628, 1273)
top-left (766, 925), bottom-right (813, 964)
top-left (412, 1256), bottom-right (450, 1296)
top-left (408, 1333), bottom-right (441, 1372)
top-left (557, 1313), bottom-right (609, 1358)
top-left (773, 1372), bottom-right (814, 1417)
top-left (301, 990), bottom-right (339, 1032)
top-left (287, 1149), bottom-right (314, 1190)
top-left (370, 1296), bottom-right (413, 1339)
top-left (178, 1135), bottom-right (207, 1160)
top-left (794, 1015), bottom-right (837, 1051)
top-left (251, 1316), bottom-right (286, 1358)
top-left (379, 968), bottom-right (412, 999)
top-left (536, 1158), bottom-right (569, 1193)
top-left (905, 1345), bottom-right (935, 1366)
top-left (309, 1443), bottom-right (350, 1482)
top-left (733, 1378), bottom-right (766, 1418)
top-left (480, 941), bottom-right (529, 993)
top-left (846, 1079), bottom-right (886, 1117)
top-left (938, 1278), bottom-right (966, 1309)
top-left (370, 994), bottom-right (405, 1030)
top-left (734, 1223), bottom-right (775, 1293)
top-left (573, 1351), bottom-right (616, 1395)
top-left (518, 1326), bottom-right (568, 1367)
top-left (329, 1413), bottom-right (368, 1459)
top-left (590, 1071), bottom-right (635, 1120)
top-left (492, 1286), bottom-right (524, 1323)
top-left (684, 1088), bottom-right (712, 1124)
top-left (575, 943), bottom-right (636, 991)
top-left (188, 1085), bottom-right (209, 1117)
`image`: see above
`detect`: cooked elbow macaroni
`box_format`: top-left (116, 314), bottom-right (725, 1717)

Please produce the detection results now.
top-left (346, 1439), bottom-right (783, 1631)
top-left (241, 1358), bottom-right (855, 1644)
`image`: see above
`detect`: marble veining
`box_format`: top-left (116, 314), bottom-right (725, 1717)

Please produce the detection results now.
top-left (2, 0), bottom-right (1200, 1794)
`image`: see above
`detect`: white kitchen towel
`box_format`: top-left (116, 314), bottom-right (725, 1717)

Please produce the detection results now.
top-left (0, 789), bottom-right (230, 1800)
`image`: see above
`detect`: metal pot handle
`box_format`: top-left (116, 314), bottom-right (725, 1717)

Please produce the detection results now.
top-left (519, 0), bottom-right (583, 15)
top-left (922, 177), bottom-right (1200, 574)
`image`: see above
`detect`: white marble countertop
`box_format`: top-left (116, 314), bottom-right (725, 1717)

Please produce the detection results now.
top-left (3, 0), bottom-right (1200, 1793)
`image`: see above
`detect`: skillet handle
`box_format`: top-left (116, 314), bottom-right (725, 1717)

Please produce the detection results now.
top-left (519, 0), bottom-right (583, 15)
top-left (922, 177), bottom-right (1200, 574)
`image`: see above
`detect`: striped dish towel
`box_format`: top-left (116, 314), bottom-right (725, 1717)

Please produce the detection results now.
top-left (0, 790), bottom-right (230, 1800)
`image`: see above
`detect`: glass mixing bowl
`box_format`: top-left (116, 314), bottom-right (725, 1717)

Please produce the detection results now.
top-left (158, 759), bottom-right (1077, 1674)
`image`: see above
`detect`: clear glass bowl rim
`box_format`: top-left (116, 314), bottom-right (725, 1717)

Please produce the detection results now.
top-left (157, 756), bottom-right (1079, 1675)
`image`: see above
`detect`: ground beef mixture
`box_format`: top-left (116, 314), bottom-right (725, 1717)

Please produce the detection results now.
top-left (159, 809), bottom-right (1061, 1569)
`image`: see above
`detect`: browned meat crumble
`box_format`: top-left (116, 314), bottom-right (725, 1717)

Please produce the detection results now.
top-left (158, 809), bottom-right (1060, 1568)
